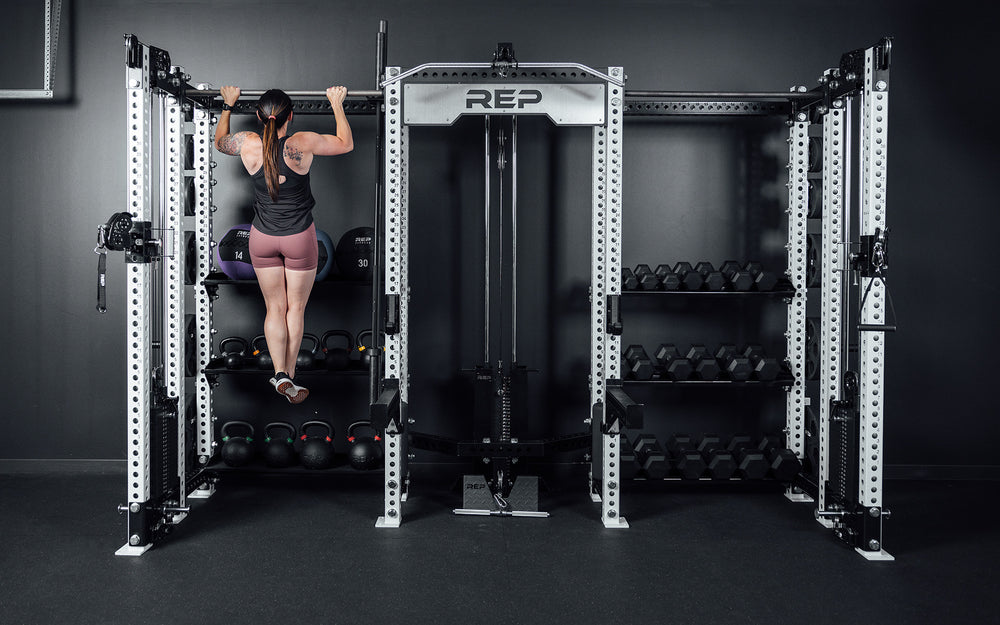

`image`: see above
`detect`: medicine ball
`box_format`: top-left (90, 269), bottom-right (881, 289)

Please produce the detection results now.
top-left (335, 227), bottom-right (375, 281)
top-left (216, 224), bottom-right (256, 280)
top-left (315, 228), bottom-right (335, 282)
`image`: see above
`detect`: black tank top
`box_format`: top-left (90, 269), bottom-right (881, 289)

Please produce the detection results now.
top-left (250, 136), bottom-right (316, 235)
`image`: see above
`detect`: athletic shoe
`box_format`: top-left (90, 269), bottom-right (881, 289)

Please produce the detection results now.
top-left (269, 372), bottom-right (308, 404)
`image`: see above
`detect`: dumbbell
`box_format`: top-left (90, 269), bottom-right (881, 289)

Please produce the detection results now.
top-left (742, 344), bottom-right (781, 381)
top-left (667, 435), bottom-right (706, 480)
top-left (758, 435), bottom-right (803, 482)
top-left (624, 344), bottom-right (655, 381)
top-left (744, 261), bottom-right (779, 292)
top-left (805, 317), bottom-right (820, 380)
top-left (654, 344), bottom-right (692, 381)
top-left (694, 261), bottom-right (727, 291)
top-left (619, 434), bottom-right (640, 480)
top-left (715, 344), bottom-right (752, 381)
top-left (720, 260), bottom-right (754, 292)
top-left (622, 267), bottom-right (640, 291)
top-left (726, 434), bottom-right (769, 480)
top-left (673, 262), bottom-right (704, 291)
top-left (685, 344), bottom-right (721, 381)
top-left (654, 264), bottom-right (682, 290)
top-left (633, 264), bottom-right (662, 291)
top-left (632, 433), bottom-right (669, 480)
top-left (698, 435), bottom-right (737, 480)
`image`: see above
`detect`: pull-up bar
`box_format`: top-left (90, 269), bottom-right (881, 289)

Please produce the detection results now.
top-left (192, 88), bottom-right (383, 99)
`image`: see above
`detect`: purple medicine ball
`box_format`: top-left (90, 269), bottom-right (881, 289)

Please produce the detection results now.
top-left (216, 224), bottom-right (256, 280)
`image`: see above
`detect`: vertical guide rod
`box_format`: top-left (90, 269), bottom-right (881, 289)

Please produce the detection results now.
top-left (484, 116), bottom-right (491, 364)
top-left (370, 19), bottom-right (388, 403)
top-left (511, 116), bottom-right (518, 364)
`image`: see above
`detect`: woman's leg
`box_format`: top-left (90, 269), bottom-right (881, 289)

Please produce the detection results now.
top-left (283, 266), bottom-right (316, 378)
top-left (253, 265), bottom-right (290, 375)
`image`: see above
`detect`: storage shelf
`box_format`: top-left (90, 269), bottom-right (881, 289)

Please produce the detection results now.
top-left (623, 371), bottom-right (795, 388)
top-left (622, 280), bottom-right (795, 297)
top-left (202, 455), bottom-right (383, 475)
top-left (205, 359), bottom-right (369, 376)
top-left (202, 271), bottom-right (372, 287)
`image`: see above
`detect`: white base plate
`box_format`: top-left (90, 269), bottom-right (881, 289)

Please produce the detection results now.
top-left (857, 548), bottom-right (895, 561)
top-left (375, 515), bottom-right (400, 528)
top-left (115, 543), bottom-right (152, 557)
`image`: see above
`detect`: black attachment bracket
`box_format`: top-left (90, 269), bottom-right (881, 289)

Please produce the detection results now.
top-left (385, 294), bottom-right (401, 335)
top-left (606, 383), bottom-right (643, 430)
top-left (371, 379), bottom-right (401, 432)
top-left (606, 294), bottom-right (623, 335)
top-left (492, 42), bottom-right (517, 76)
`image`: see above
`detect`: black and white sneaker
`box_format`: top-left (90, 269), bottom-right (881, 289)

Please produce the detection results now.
top-left (269, 372), bottom-right (309, 404)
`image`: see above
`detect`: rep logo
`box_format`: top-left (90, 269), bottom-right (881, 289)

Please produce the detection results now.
top-left (466, 88), bottom-right (542, 110)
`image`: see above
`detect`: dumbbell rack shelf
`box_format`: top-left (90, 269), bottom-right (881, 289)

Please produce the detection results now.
top-left (622, 375), bottom-right (795, 387)
top-left (620, 283), bottom-right (795, 297)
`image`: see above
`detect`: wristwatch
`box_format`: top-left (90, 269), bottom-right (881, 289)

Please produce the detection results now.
top-left (222, 103), bottom-right (233, 111)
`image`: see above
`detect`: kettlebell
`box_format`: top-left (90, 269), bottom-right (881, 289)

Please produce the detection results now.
top-left (251, 335), bottom-right (272, 370)
top-left (352, 330), bottom-right (374, 370)
top-left (299, 420), bottom-right (335, 469)
top-left (347, 421), bottom-right (383, 471)
top-left (220, 337), bottom-right (250, 370)
top-left (262, 422), bottom-right (297, 468)
top-left (296, 333), bottom-right (321, 372)
top-left (220, 421), bottom-right (255, 467)
top-left (321, 330), bottom-right (354, 371)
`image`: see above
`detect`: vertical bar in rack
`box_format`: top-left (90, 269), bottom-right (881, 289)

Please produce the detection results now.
top-left (192, 106), bottom-right (215, 478)
top-left (785, 120), bottom-right (810, 499)
top-left (817, 104), bottom-right (845, 519)
top-left (117, 42), bottom-right (154, 557)
top-left (377, 67), bottom-right (405, 528)
top-left (163, 96), bottom-right (187, 506)
top-left (856, 46), bottom-right (891, 559)
top-left (598, 69), bottom-right (628, 529)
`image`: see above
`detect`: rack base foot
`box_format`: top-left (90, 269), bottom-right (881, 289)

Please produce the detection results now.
top-left (115, 543), bottom-right (152, 557)
top-left (375, 515), bottom-right (401, 528)
top-left (785, 489), bottom-right (813, 503)
top-left (602, 516), bottom-right (630, 529)
top-left (857, 548), bottom-right (894, 561)
top-left (188, 485), bottom-right (215, 500)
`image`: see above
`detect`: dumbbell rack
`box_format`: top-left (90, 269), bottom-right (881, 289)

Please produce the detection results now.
top-left (593, 39), bottom-right (894, 560)
top-left (110, 29), bottom-right (389, 556)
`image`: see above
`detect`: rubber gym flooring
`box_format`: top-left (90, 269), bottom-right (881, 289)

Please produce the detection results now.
top-left (0, 463), bottom-right (996, 625)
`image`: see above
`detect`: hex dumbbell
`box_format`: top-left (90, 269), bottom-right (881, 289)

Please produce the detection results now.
top-left (622, 267), bottom-right (640, 291)
top-left (624, 344), bottom-right (655, 381)
top-left (744, 261), bottom-right (779, 292)
top-left (695, 261), bottom-right (727, 291)
top-left (686, 344), bottom-right (721, 381)
top-left (633, 264), bottom-right (662, 291)
top-left (720, 260), bottom-right (754, 292)
top-left (654, 264), bottom-right (682, 290)
top-left (632, 433), bottom-right (669, 480)
top-left (668, 435), bottom-right (706, 480)
top-left (726, 434), bottom-right (769, 480)
top-left (698, 435), bottom-right (737, 480)
top-left (742, 344), bottom-right (781, 381)
top-left (757, 435), bottom-right (803, 482)
top-left (673, 262), bottom-right (704, 291)
top-left (715, 344), bottom-right (752, 381)
top-left (655, 343), bottom-right (693, 381)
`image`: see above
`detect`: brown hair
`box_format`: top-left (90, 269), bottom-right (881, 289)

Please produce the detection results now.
top-left (256, 89), bottom-right (293, 201)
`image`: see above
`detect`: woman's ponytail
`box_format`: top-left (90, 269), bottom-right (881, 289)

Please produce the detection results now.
top-left (255, 90), bottom-right (293, 202)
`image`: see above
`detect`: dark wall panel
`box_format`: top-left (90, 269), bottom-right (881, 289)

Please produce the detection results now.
top-left (0, 0), bottom-right (996, 470)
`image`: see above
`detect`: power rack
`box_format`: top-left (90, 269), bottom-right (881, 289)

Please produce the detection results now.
top-left (100, 24), bottom-right (893, 559)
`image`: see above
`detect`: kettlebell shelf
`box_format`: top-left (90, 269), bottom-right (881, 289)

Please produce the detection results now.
top-left (203, 457), bottom-right (383, 475)
top-left (203, 362), bottom-right (369, 375)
